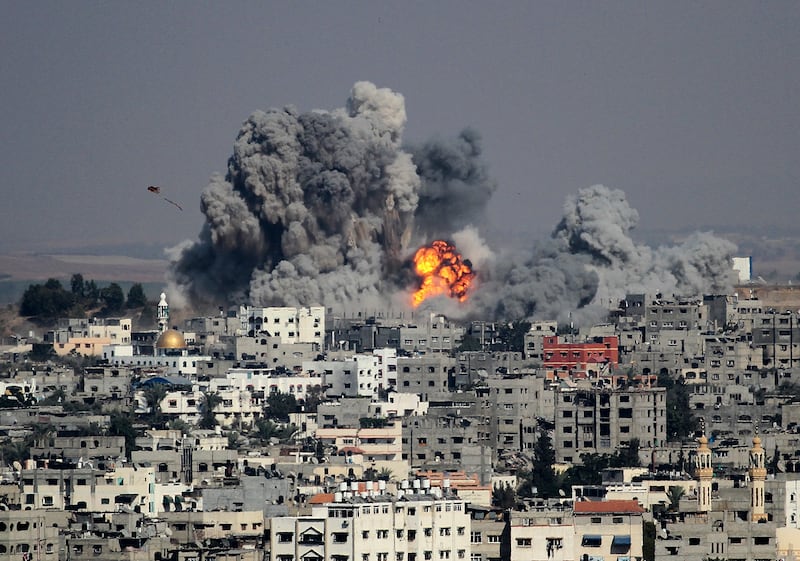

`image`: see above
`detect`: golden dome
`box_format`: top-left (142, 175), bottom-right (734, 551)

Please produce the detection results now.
top-left (156, 329), bottom-right (186, 349)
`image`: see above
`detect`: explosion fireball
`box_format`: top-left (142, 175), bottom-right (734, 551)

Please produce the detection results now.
top-left (168, 81), bottom-right (738, 323)
top-left (412, 240), bottom-right (475, 307)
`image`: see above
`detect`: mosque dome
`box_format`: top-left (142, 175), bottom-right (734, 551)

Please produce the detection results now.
top-left (156, 329), bottom-right (186, 349)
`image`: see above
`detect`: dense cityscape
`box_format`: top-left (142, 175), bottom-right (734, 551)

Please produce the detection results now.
top-left (2, 266), bottom-right (800, 560)
top-left (3, 5), bottom-right (799, 559)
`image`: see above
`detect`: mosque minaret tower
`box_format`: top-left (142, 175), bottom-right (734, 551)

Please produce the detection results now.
top-left (749, 435), bottom-right (768, 522)
top-left (157, 292), bottom-right (169, 334)
top-left (695, 434), bottom-right (713, 513)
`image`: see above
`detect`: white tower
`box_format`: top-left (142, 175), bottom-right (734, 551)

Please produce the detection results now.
top-left (695, 435), bottom-right (713, 512)
top-left (749, 435), bottom-right (768, 522)
top-left (157, 292), bottom-right (169, 334)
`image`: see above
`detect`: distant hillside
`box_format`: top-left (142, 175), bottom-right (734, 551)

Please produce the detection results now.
top-left (0, 252), bottom-right (168, 305)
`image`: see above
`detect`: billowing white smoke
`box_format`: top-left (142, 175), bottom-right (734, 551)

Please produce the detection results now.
top-left (169, 83), bottom-right (736, 321)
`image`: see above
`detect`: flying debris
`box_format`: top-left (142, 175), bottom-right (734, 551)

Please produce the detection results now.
top-left (147, 185), bottom-right (183, 211)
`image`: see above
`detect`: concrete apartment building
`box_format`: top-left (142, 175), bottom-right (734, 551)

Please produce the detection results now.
top-left (523, 321), bottom-right (558, 363)
top-left (0, 509), bottom-right (67, 561)
top-left (19, 465), bottom-right (155, 514)
top-left (241, 305), bottom-right (325, 348)
top-left (403, 415), bottom-right (493, 485)
top-left (29, 435), bottom-right (125, 463)
top-left (553, 384), bottom-right (667, 464)
top-left (398, 314), bottom-right (464, 355)
top-left (267, 491), bottom-right (470, 561)
top-left (478, 374), bottom-right (553, 462)
top-left (235, 335), bottom-right (321, 369)
top-left (304, 354), bottom-right (386, 398)
top-left (315, 420), bottom-right (404, 465)
top-left (507, 506), bottom-right (574, 561)
top-left (396, 355), bottom-right (456, 400)
top-left (751, 310), bottom-right (800, 371)
top-left (78, 365), bottom-right (133, 402)
top-left (541, 335), bottom-right (619, 375)
top-left (572, 500), bottom-right (644, 561)
top-left (467, 506), bottom-right (507, 561)
top-left (47, 317), bottom-right (132, 356)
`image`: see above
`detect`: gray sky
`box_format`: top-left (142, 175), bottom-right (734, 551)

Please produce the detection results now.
top-left (2, 1), bottom-right (799, 254)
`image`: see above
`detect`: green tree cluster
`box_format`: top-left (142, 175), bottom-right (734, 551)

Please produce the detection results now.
top-left (658, 371), bottom-right (698, 441)
top-left (19, 274), bottom-right (149, 319)
top-left (265, 392), bottom-right (298, 423)
top-left (495, 320), bottom-right (532, 352)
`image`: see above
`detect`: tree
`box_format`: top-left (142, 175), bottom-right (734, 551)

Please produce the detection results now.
top-left (126, 283), bottom-right (148, 309)
top-left (266, 392), bottom-right (297, 423)
top-left (643, 521), bottom-right (656, 561)
top-left (492, 483), bottom-right (517, 509)
top-left (108, 412), bottom-right (137, 460)
top-left (301, 385), bottom-right (325, 413)
top-left (614, 438), bottom-right (641, 467)
top-left (70, 273), bottom-right (85, 298)
top-left (456, 333), bottom-right (483, 352)
top-left (31, 423), bottom-right (55, 449)
top-left (666, 485), bottom-right (685, 512)
top-left (658, 371), bottom-right (697, 441)
top-left (495, 320), bottom-right (532, 352)
top-left (141, 384), bottom-right (168, 426)
top-left (19, 279), bottom-right (75, 318)
top-left (199, 392), bottom-right (223, 429)
top-left (100, 283), bottom-right (125, 315)
top-left (520, 432), bottom-right (559, 498)
top-left (0, 438), bottom-right (30, 465)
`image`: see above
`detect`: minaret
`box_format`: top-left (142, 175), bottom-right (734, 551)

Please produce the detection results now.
top-left (695, 434), bottom-right (713, 512)
top-left (749, 435), bottom-right (768, 522)
top-left (157, 292), bottom-right (169, 334)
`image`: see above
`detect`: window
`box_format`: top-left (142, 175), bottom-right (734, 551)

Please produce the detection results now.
top-left (515, 538), bottom-right (531, 547)
top-left (470, 531), bottom-right (481, 543)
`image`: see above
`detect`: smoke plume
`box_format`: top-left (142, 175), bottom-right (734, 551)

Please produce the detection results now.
top-left (169, 82), bottom-right (737, 321)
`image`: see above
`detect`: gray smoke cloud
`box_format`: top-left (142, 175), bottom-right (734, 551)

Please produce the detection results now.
top-left (468, 184), bottom-right (737, 323)
top-left (169, 83), bottom-right (737, 321)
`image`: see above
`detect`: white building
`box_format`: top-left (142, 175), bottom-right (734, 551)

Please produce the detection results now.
top-left (268, 490), bottom-right (470, 561)
top-left (212, 367), bottom-right (324, 402)
top-left (305, 351), bottom-right (397, 398)
top-left (242, 305), bottom-right (325, 348)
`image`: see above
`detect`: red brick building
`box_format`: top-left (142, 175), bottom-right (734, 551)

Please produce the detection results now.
top-left (542, 335), bottom-right (619, 371)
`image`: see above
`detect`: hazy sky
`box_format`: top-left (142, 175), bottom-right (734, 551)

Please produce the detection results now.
top-left (2, 1), bottom-right (799, 255)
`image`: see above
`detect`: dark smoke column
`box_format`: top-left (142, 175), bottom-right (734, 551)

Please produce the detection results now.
top-left (168, 82), bottom-right (422, 310)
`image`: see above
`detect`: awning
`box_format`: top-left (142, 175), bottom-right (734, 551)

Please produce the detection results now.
top-left (114, 493), bottom-right (137, 504)
top-left (581, 534), bottom-right (602, 547)
top-left (611, 535), bottom-right (632, 554)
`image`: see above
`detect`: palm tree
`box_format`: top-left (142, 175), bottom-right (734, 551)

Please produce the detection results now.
top-left (30, 423), bottom-right (55, 449)
top-left (141, 384), bottom-right (168, 424)
top-left (199, 392), bottom-right (222, 429)
top-left (666, 485), bottom-right (686, 512)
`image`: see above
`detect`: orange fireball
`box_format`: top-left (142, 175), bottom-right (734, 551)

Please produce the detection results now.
top-left (412, 240), bottom-right (475, 307)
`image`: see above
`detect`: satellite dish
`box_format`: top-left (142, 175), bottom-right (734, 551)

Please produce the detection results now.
top-left (12, 461), bottom-right (22, 472)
